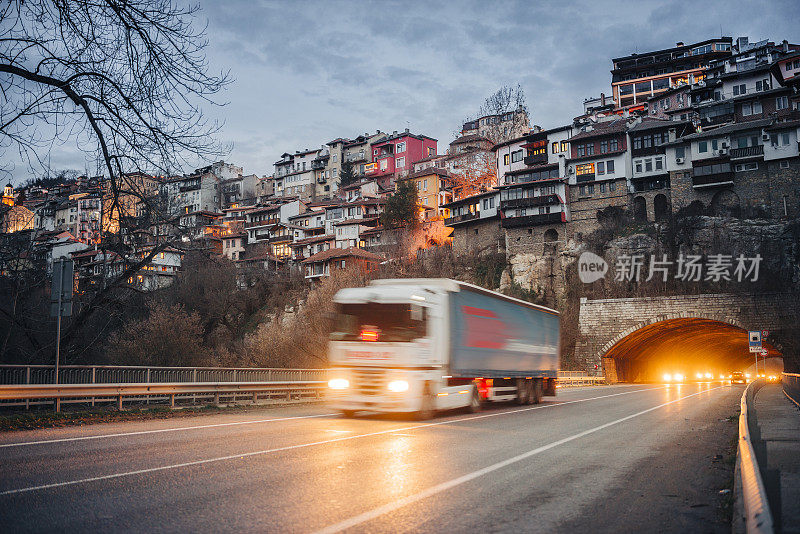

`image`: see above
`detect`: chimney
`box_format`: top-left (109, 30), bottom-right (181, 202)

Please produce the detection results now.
top-left (404, 128), bottom-right (409, 133)
top-left (601, 92), bottom-right (606, 106)
top-left (393, 130), bottom-right (397, 135)
top-left (783, 40), bottom-right (789, 53)
top-left (676, 41), bottom-right (684, 47)
top-left (668, 128), bottom-right (677, 142)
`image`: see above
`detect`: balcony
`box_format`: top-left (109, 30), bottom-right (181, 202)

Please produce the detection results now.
top-left (523, 154), bottom-right (547, 166)
top-left (443, 212), bottom-right (479, 226)
top-left (179, 184), bottom-right (200, 192)
top-left (502, 212), bottom-right (564, 228)
top-left (311, 160), bottom-right (326, 170)
top-left (692, 172), bottom-right (734, 188)
top-left (500, 194), bottom-right (560, 210)
top-left (576, 173), bottom-right (595, 183)
top-left (245, 218), bottom-right (277, 228)
top-left (730, 145), bottom-right (764, 159)
top-left (269, 234), bottom-right (293, 244)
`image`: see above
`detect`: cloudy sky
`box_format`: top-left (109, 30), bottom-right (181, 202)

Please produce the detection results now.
top-left (8, 0), bottom-right (800, 183)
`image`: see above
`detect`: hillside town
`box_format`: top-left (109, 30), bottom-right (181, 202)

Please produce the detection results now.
top-left (2, 35), bottom-right (800, 292)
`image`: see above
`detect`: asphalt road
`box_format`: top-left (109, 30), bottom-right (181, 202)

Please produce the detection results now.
top-left (0, 383), bottom-right (742, 533)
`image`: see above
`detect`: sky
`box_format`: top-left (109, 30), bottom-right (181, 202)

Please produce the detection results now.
top-left (6, 0), bottom-right (800, 184)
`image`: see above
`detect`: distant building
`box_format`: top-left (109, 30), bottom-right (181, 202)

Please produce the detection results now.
top-left (460, 107), bottom-right (531, 144)
top-left (366, 129), bottom-right (438, 188)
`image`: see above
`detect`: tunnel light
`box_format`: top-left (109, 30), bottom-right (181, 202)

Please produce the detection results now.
top-left (673, 373), bottom-right (684, 382)
top-left (328, 378), bottom-right (349, 390)
top-left (663, 373), bottom-right (672, 382)
top-left (745, 373), bottom-right (751, 379)
top-left (704, 372), bottom-right (713, 379)
top-left (719, 374), bottom-right (726, 380)
top-left (695, 373), bottom-right (703, 380)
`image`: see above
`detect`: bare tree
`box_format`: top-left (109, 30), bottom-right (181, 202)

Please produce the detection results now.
top-left (0, 1), bottom-right (230, 361)
top-left (460, 85), bottom-right (531, 145)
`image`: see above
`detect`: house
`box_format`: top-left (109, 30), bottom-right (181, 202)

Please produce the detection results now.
top-left (301, 247), bottom-right (382, 280)
top-left (366, 129), bottom-right (438, 187)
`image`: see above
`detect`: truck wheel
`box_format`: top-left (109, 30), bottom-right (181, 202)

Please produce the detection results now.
top-left (516, 378), bottom-right (529, 405)
top-left (532, 379), bottom-right (543, 404)
top-left (340, 410), bottom-right (356, 418)
top-left (467, 386), bottom-right (481, 413)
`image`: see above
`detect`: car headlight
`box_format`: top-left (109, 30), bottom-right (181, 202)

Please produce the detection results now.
top-left (387, 380), bottom-right (409, 393)
top-left (328, 378), bottom-right (349, 390)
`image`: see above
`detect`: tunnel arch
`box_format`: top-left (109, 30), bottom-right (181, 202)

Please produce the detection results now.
top-left (598, 315), bottom-right (781, 382)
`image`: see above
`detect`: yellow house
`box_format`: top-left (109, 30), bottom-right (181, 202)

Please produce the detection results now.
top-left (400, 167), bottom-right (453, 221)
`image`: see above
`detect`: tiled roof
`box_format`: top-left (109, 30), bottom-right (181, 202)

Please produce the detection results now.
top-left (567, 119), bottom-right (628, 141)
top-left (292, 234), bottom-right (335, 246)
top-left (301, 246), bottom-right (384, 264)
top-left (450, 134), bottom-right (492, 145)
top-left (671, 118), bottom-right (773, 142)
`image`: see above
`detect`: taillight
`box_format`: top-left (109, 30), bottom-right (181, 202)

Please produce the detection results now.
top-left (360, 329), bottom-right (379, 342)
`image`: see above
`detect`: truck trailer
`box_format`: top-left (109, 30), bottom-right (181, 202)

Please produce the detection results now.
top-left (327, 278), bottom-right (560, 419)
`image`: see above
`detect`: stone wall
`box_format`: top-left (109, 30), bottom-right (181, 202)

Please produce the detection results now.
top-left (451, 216), bottom-right (504, 255)
top-left (566, 177), bottom-right (628, 238)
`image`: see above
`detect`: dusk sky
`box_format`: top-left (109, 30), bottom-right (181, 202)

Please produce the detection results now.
top-left (8, 0), bottom-right (800, 183)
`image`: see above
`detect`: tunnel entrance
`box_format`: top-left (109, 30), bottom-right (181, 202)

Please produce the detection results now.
top-left (601, 318), bottom-right (782, 383)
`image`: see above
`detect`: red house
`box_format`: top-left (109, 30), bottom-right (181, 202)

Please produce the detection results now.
top-left (366, 129), bottom-right (437, 188)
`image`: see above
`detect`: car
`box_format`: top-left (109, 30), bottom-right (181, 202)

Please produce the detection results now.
top-left (731, 371), bottom-right (746, 384)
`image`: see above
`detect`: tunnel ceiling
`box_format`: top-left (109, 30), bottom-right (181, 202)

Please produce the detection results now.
top-left (605, 318), bottom-right (781, 376)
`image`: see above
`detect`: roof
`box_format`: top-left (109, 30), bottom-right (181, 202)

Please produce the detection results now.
top-left (292, 234), bottom-right (335, 246)
top-left (372, 131), bottom-right (437, 145)
top-left (450, 134), bottom-right (492, 146)
top-left (236, 253), bottom-right (284, 264)
top-left (333, 216), bottom-right (380, 227)
top-left (765, 118), bottom-right (800, 131)
top-left (402, 167), bottom-right (451, 180)
top-left (611, 37), bottom-right (732, 63)
top-left (673, 118), bottom-right (773, 142)
top-left (567, 119), bottom-right (629, 142)
top-left (301, 246), bottom-right (384, 264)
top-left (440, 190), bottom-right (497, 208)
top-left (289, 210), bottom-right (325, 219)
top-left (627, 118), bottom-right (688, 133)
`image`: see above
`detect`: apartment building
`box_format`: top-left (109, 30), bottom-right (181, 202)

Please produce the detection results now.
top-left (460, 107), bottom-right (531, 143)
top-left (274, 149), bottom-right (319, 201)
top-left (366, 129), bottom-right (438, 188)
top-left (611, 38), bottom-right (733, 111)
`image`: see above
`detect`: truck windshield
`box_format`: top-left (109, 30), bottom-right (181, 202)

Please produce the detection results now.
top-left (332, 303), bottom-right (427, 342)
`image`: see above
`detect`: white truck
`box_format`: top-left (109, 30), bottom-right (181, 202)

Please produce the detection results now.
top-left (327, 278), bottom-right (560, 419)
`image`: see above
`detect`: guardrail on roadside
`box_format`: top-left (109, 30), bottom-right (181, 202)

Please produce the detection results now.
top-left (783, 372), bottom-right (800, 409)
top-left (0, 381), bottom-right (326, 412)
top-left (736, 379), bottom-right (774, 534)
top-left (0, 364), bottom-right (327, 386)
top-left (556, 375), bottom-right (606, 387)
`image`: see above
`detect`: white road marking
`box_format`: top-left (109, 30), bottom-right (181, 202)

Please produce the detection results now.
top-left (0, 386), bottom-right (662, 496)
top-left (313, 385), bottom-right (725, 534)
top-left (0, 413), bottom-right (336, 449)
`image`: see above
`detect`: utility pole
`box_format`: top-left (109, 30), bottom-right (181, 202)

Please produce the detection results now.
top-left (50, 259), bottom-right (74, 411)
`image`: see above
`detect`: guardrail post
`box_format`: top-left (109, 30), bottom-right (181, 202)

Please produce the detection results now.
top-left (25, 366), bottom-right (30, 410)
top-left (146, 368), bottom-right (151, 405)
top-left (170, 394), bottom-right (175, 409)
top-left (91, 366), bottom-right (96, 407)
top-left (252, 391), bottom-right (258, 404)
top-left (192, 368), bottom-right (197, 404)
top-left (117, 394), bottom-right (123, 411)
top-left (214, 392), bottom-right (220, 406)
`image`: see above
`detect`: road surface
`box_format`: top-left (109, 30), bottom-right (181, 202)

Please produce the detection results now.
top-left (0, 383), bottom-right (741, 533)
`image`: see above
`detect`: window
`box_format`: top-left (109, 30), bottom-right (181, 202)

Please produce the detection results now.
top-left (606, 160), bottom-right (615, 173)
top-left (587, 184), bottom-right (595, 195)
top-left (511, 150), bottom-right (523, 163)
top-left (396, 157), bottom-right (405, 168)
top-left (609, 181), bottom-right (616, 191)
top-left (655, 156), bottom-right (664, 170)
top-left (645, 159), bottom-right (653, 172)
top-left (332, 154), bottom-right (337, 163)
top-left (635, 160), bottom-right (643, 173)
top-left (776, 96), bottom-right (789, 110)
top-left (504, 154), bottom-right (510, 165)
top-left (597, 161), bottom-right (605, 175)
top-left (576, 163), bottom-right (595, 176)
top-left (780, 160), bottom-right (789, 169)
top-left (676, 146), bottom-right (685, 159)
top-left (396, 142), bottom-right (406, 153)
top-left (599, 183), bottom-right (606, 193)
top-left (600, 140), bottom-right (608, 153)
top-left (609, 139), bottom-right (619, 151)
top-left (712, 139), bottom-right (719, 151)
top-left (733, 84), bottom-right (746, 95)
top-left (735, 162), bottom-right (758, 171)
top-left (698, 141), bottom-right (708, 153)
top-left (553, 142), bottom-right (559, 154)
top-left (586, 143), bottom-right (595, 156)
top-left (742, 101), bottom-right (762, 116)
top-left (561, 141), bottom-right (568, 152)
top-left (579, 185), bottom-right (586, 196)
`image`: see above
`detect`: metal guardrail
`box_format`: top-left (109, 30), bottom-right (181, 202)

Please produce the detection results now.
top-left (0, 381), bottom-right (326, 412)
top-left (556, 376), bottom-right (606, 387)
top-left (783, 372), bottom-right (800, 409)
top-left (737, 379), bottom-right (775, 534)
top-left (0, 364), bottom-right (326, 385)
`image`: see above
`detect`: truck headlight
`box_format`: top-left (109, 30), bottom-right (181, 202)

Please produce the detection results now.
top-left (387, 380), bottom-right (409, 392)
top-left (328, 378), bottom-right (349, 389)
